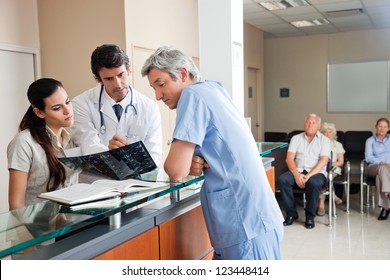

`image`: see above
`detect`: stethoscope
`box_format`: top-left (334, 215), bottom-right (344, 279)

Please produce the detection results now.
top-left (99, 85), bottom-right (138, 134)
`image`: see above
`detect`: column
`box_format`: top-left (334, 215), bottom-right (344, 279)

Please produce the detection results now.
top-left (198, 0), bottom-right (244, 115)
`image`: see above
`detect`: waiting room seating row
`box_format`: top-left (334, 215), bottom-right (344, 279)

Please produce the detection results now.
top-left (265, 130), bottom-right (373, 213)
top-left (264, 130), bottom-right (372, 163)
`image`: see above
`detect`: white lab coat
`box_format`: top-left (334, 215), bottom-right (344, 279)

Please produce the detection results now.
top-left (71, 84), bottom-right (162, 166)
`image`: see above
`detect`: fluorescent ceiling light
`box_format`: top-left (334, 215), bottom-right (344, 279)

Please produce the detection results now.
top-left (260, 2), bottom-right (286, 10)
top-left (291, 20), bottom-right (314, 27)
top-left (254, 0), bottom-right (310, 11)
top-left (326, 8), bottom-right (363, 18)
top-left (285, 0), bottom-right (309, 8)
top-left (291, 18), bottom-right (329, 27)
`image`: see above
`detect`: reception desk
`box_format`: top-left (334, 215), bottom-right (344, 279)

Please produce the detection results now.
top-left (0, 142), bottom-right (287, 260)
top-left (258, 142), bottom-right (288, 192)
top-left (1, 175), bottom-right (208, 260)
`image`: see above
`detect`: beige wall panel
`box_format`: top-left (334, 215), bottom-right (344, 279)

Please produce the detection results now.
top-left (124, 0), bottom-right (199, 58)
top-left (37, 0), bottom-right (126, 98)
top-left (244, 23), bottom-right (264, 140)
top-left (264, 29), bottom-right (390, 133)
top-left (265, 35), bottom-right (328, 132)
top-left (125, 0), bottom-right (199, 164)
top-left (0, 0), bottom-right (40, 47)
top-left (131, 45), bottom-right (174, 167)
top-left (329, 29), bottom-right (390, 63)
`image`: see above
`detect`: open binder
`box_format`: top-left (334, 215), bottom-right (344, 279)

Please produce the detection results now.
top-left (38, 178), bottom-right (169, 206)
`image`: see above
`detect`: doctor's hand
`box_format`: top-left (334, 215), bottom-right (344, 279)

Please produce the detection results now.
top-left (189, 155), bottom-right (209, 176)
top-left (108, 134), bottom-right (127, 150)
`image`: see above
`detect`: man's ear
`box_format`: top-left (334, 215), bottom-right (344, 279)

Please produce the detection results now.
top-left (126, 65), bottom-right (132, 76)
top-left (33, 107), bottom-right (45, 119)
top-left (179, 67), bottom-right (189, 82)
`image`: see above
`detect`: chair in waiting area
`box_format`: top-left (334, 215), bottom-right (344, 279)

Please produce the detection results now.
top-left (333, 160), bottom-right (351, 213)
top-left (264, 132), bottom-right (288, 142)
top-left (336, 130), bottom-right (345, 144)
top-left (287, 130), bottom-right (304, 142)
top-left (343, 131), bottom-right (373, 164)
top-left (360, 159), bottom-right (376, 213)
top-left (343, 131), bottom-right (373, 209)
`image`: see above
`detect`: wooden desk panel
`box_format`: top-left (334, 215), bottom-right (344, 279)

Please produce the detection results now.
top-left (92, 227), bottom-right (159, 260)
top-left (266, 166), bottom-right (275, 193)
top-left (159, 205), bottom-right (211, 260)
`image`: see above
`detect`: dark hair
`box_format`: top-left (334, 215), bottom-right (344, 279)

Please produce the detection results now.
top-left (19, 78), bottom-right (67, 192)
top-left (91, 44), bottom-right (130, 81)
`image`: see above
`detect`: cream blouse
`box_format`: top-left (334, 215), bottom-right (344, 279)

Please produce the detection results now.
top-left (7, 126), bottom-right (79, 206)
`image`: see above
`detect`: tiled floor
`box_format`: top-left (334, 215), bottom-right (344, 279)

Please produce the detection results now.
top-left (278, 192), bottom-right (390, 260)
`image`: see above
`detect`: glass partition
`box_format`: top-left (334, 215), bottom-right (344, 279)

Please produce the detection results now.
top-left (0, 142), bottom-right (286, 258)
top-left (257, 142), bottom-right (288, 156)
top-left (0, 171), bottom-right (203, 258)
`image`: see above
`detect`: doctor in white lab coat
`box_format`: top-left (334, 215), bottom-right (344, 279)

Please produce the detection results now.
top-left (71, 44), bottom-right (162, 166)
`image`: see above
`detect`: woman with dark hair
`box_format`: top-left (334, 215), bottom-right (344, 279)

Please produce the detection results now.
top-left (7, 78), bottom-right (79, 210)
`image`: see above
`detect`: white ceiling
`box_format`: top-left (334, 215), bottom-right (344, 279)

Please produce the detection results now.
top-left (243, 0), bottom-right (390, 38)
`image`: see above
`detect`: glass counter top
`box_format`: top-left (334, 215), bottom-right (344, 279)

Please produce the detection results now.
top-left (257, 141), bottom-right (288, 156)
top-left (0, 170), bottom-right (204, 259)
top-left (0, 142), bottom-right (287, 258)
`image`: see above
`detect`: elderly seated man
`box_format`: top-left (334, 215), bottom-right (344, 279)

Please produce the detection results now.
top-left (279, 113), bottom-right (330, 229)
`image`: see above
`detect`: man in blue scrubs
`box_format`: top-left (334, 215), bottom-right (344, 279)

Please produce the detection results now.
top-left (141, 46), bottom-right (284, 260)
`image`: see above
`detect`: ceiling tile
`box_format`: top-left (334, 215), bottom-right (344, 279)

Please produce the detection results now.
top-left (301, 24), bottom-right (340, 35)
top-left (246, 16), bottom-right (285, 26)
top-left (272, 6), bottom-right (318, 16)
top-left (362, 0), bottom-right (390, 8)
top-left (314, 1), bottom-right (363, 13)
top-left (244, 0), bottom-right (390, 37)
top-left (277, 11), bottom-right (325, 22)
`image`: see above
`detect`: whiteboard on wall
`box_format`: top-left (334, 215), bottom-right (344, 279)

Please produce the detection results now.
top-left (327, 61), bottom-right (389, 112)
top-left (0, 45), bottom-right (38, 213)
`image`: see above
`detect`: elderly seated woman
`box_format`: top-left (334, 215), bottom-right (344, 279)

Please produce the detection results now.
top-left (317, 122), bottom-right (345, 216)
top-left (365, 117), bottom-right (390, 220)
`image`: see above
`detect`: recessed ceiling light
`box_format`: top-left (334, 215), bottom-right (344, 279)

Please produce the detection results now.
top-left (326, 8), bottom-right (363, 18)
top-left (291, 20), bottom-right (314, 27)
top-left (284, 0), bottom-right (310, 8)
top-left (254, 0), bottom-right (310, 11)
top-left (291, 18), bottom-right (329, 27)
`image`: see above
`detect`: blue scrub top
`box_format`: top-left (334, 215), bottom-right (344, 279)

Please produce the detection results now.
top-left (173, 80), bottom-right (284, 249)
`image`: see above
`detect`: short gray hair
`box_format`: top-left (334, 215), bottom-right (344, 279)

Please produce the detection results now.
top-left (141, 46), bottom-right (201, 82)
top-left (307, 113), bottom-right (321, 124)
